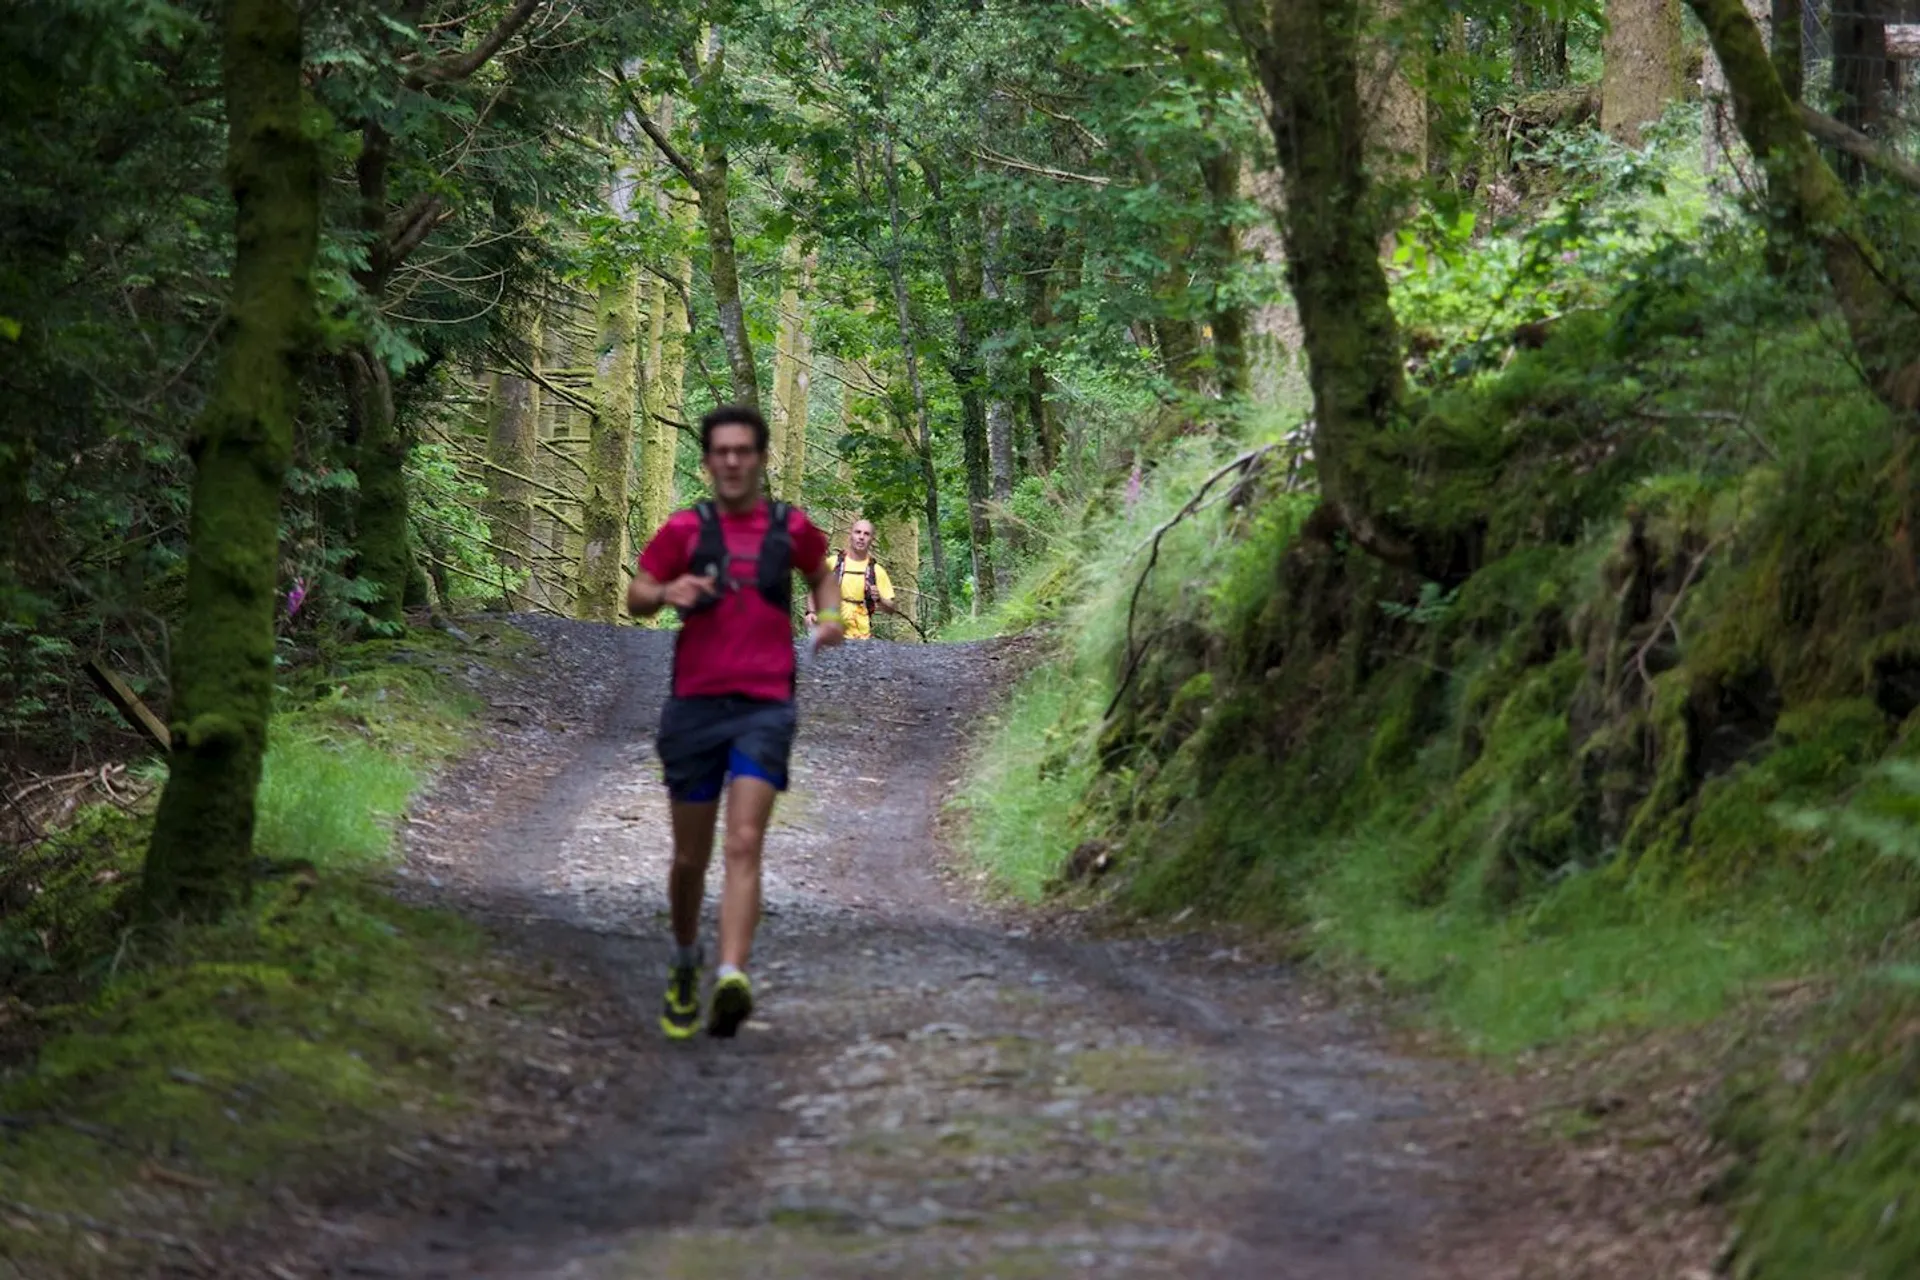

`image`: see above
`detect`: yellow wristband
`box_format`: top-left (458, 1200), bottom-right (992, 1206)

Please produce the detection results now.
top-left (815, 608), bottom-right (841, 624)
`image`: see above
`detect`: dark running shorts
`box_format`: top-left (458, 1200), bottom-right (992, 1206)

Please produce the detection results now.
top-left (656, 695), bottom-right (798, 803)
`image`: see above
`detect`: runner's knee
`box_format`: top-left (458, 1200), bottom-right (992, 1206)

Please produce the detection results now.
top-left (722, 828), bottom-right (763, 868)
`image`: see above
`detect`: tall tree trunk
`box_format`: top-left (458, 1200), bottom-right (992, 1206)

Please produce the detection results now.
top-left (769, 236), bottom-right (814, 501)
top-left (1511, 10), bottom-right (1569, 87)
top-left (1703, 0), bottom-right (1770, 183)
top-left (1601, 0), bottom-right (1686, 145)
top-left (1227, 0), bottom-right (1420, 569)
top-left (486, 313), bottom-right (539, 608)
top-left (346, 347), bottom-right (411, 629)
top-left (637, 105), bottom-right (690, 542)
top-left (782, 266), bottom-right (812, 504)
top-left (1366, 0), bottom-right (1428, 209)
top-left (980, 210), bottom-right (1019, 555)
top-left (1687, 0), bottom-right (1920, 413)
top-left (1022, 257), bottom-right (1061, 473)
top-left (641, 264), bottom-right (690, 533)
top-left (1830, 1), bottom-right (1897, 186)
top-left (576, 272), bottom-right (640, 621)
top-left (924, 165), bottom-right (997, 608)
top-left (1770, 0), bottom-right (1801, 103)
top-left (144, 0), bottom-right (319, 917)
top-left (882, 138), bottom-right (949, 623)
top-left (344, 115), bottom-right (413, 630)
top-left (691, 38), bottom-right (757, 407)
top-left (1200, 149), bottom-right (1249, 397)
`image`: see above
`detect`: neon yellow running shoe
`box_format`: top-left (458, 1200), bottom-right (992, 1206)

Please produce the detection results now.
top-left (707, 969), bottom-right (753, 1038)
top-left (660, 956), bottom-right (701, 1040)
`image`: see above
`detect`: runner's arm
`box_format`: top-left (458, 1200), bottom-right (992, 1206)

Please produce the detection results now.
top-left (805, 561), bottom-right (841, 614)
top-left (627, 571), bottom-right (669, 617)
top-left (627, 570), bottom-right (716, 617)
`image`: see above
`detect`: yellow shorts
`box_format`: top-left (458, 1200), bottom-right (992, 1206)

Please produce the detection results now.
top-left (843, 603), bottom-right (874, 640)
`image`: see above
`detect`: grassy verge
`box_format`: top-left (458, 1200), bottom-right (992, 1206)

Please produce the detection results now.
top-left (0, 624), bottom-right (539, 1276)
top-left (954, 135), bottom-right (1920, 1269)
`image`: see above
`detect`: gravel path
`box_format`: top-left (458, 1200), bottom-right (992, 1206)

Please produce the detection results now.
top-left (270, 620), bottom-right (1721, 1280)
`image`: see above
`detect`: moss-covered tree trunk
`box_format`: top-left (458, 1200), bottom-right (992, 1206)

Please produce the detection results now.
top-left (769, 235), bottom-right (812, 501)
top-left (1601, 0), bottom-right (1686, 144)
top-left (485, 313), bottom-right (539, 608)
top-left (637, 119), bottom-right (691, 541)
top-left (639, 263), bottom-right (688, 537)
top-left (693, 39), bottom-right (757, 408)
top-left (576, 273), bottom-right (639, 621)
top-left (1687, 0), bottom-right (1920, 412)
top-left (346, 347), bottom-right (411, 630)
top-left (144, 0), bottom-right (319, 918)
top-left (1227, 0), bottom-right (1420, 569)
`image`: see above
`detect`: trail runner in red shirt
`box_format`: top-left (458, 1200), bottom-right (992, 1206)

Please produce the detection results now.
top-left (627, 405), bottom-right (844, 1039)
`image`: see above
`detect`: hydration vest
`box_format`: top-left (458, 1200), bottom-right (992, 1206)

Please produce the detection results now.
top-left (832, 549), bottom-right (881, 614)
top-left (676, 499), bottom-right (794, 620)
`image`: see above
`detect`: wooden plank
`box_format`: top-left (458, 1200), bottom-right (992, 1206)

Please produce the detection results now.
top-left (83, 657), bottom-right (171, 752)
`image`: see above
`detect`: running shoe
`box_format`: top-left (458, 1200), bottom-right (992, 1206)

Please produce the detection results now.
top-left (660, 955), bottom-right (702, 1040)
top-left (707, 969), bottom-right (754, 1038)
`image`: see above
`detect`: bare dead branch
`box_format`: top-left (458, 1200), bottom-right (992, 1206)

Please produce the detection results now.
top-left (406, 0), bottom-right (546, 88)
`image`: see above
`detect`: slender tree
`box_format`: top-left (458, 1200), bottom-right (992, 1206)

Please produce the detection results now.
top-left (144, 0), bottom-right (320, 916)
top-left (485, 315), bottom-right (540, 608)
top-left (576, 271), bottom-right (641, 620)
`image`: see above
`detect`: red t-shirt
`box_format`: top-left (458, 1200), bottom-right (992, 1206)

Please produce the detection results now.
top-left (639, 501), bottom-right (828, 700)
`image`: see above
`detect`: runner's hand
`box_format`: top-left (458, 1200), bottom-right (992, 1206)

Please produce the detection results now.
top-left (812, 620), bottom-right (845, 650)
top-left (661, 573), bottom-right (717, 609)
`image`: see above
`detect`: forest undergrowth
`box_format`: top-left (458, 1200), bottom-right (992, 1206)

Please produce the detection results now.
top-left (955, 120), bottom-right (1920, 1277)
top-left (0, 625), bottom-right (547, 1276)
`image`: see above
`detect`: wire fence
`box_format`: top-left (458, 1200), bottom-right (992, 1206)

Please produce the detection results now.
top-left (1811, 2), bottom-right (1919, 158)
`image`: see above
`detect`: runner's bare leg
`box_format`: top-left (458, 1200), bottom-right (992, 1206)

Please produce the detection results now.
top-left (668, 800), bottom-right (720, 949)
top-left (718, 776), bottom-right (777, 970)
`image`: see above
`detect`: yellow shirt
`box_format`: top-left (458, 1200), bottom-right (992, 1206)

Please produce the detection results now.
top-left (834, 555), bottom-right (894, 639)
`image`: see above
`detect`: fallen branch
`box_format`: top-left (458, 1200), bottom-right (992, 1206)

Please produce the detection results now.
top-left (1798, 104), bottom-right (1920, 193)
top-left (1629, 536), bottom-right (1724, 696)
top-left (1104, 444), bottom-right (1276, 722)
top-left (83, 658), bottom-right (171, 751)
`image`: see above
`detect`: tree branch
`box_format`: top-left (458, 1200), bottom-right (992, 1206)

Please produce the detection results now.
top-left (1798, 103), bottom-right (1920, 193)
top-left (405, 0), bottom-right (545, 89)
top-left (613, 70), bottom-right (700, 187)
top-left (386, 194), bottom-right (452, 271)
top-left (969, 146), bottom-right (1110, 187)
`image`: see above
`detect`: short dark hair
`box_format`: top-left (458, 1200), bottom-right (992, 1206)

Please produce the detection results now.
top-left (700, 404), bottom-right (769, 455)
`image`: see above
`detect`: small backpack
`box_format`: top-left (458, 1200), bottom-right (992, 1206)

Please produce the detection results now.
top-left (676, 499), bottom-right (793, 620)
top-left (832, 549), bottom-right (880, 613)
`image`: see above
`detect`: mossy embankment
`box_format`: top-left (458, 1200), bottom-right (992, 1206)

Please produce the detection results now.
top-left (0, 624), bottom-right (550, 1276)
top-left (958, 181), bottom-right (1920, 1273)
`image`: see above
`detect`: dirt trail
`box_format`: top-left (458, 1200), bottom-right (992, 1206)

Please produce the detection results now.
top-left (280, 620), bottom-right (1718, 1279)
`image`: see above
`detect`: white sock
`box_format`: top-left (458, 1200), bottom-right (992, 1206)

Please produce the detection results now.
top-left (717, 963), bottom-right (744, 981)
